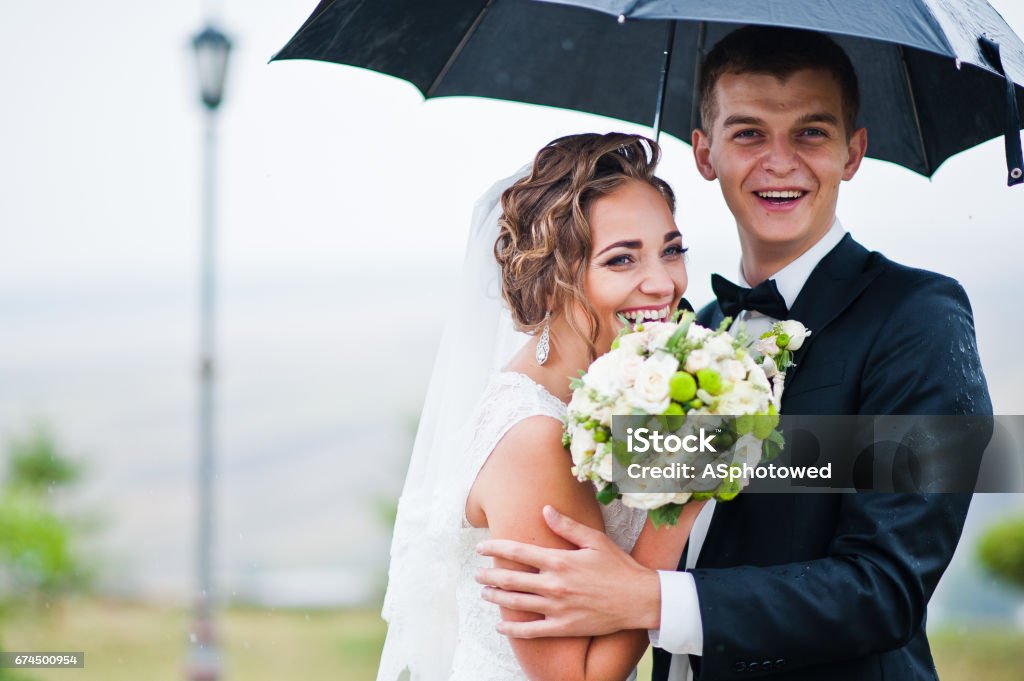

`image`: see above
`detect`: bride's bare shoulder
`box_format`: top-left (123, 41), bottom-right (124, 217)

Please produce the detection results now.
top-left (467, 414), bottom-right (600, 534)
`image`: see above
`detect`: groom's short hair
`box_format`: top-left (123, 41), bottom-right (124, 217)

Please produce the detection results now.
top-left (698, 26), bottom-right (860, 138)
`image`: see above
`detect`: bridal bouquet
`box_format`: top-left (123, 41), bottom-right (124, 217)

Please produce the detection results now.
top-left (563, 312), bottom-right (808, 526)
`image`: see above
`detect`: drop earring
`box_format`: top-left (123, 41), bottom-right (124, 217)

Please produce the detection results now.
top-left (535, 311), bottom-right (551, 365)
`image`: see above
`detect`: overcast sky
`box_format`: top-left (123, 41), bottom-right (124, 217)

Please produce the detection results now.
top-left (1, 1), bottom-right (1023, 604)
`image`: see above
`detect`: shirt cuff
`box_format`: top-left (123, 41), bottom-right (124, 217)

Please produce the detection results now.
top-left (647, 570), bottom-right (703, 656)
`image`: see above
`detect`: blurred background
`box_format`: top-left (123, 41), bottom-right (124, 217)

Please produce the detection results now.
top-left (2, 1), bottom-right (1023, 680)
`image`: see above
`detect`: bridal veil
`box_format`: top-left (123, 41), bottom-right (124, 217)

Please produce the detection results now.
top-left (376, 167), bottom-right (530, 681)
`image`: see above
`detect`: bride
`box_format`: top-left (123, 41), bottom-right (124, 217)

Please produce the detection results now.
top-left (377, 133), bottom-right (705, 681)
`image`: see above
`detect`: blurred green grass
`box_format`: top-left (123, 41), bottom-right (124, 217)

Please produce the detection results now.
top-left (4, 599), bottom-right (1022, 680)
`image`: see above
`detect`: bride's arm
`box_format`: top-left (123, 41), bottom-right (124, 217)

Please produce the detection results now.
top-left (470, 416), bottom-right (699, 681)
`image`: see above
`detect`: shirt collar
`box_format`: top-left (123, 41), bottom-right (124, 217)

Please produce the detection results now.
top-left (738, 217), bottom-right (846, 310)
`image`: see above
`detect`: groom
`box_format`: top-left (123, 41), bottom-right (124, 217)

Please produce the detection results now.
top-left (476, 26), bottom-right (992, 680)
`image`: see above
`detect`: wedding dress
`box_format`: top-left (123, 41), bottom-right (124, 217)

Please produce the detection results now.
top-left (447, 372), bottom-right (647, 681)
top-left (376, 169), bottom-right (645, 681)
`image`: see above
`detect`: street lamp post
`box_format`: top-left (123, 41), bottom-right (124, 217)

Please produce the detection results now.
top-left (188, 23), bottom-right (231, 681)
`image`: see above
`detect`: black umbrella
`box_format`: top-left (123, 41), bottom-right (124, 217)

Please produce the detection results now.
top-left (272, 0), bottom-right (1024, 185)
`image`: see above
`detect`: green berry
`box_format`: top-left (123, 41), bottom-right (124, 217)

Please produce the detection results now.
top-left (713, 430), bottom-right (735, 449)
top-left (752, 415), bottom-right (774, 440)
top-left (696, 368), bottom-right (723, 395)
top-left (669, 371), bottom-right (698, 403)
top-left (735, 414), bottom-right (755, 435)
top-left (665, 401), bottom-right (686, 416)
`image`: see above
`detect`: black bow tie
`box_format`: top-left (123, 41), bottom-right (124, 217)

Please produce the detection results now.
top-left (711, 274), bottom-right (789, 320)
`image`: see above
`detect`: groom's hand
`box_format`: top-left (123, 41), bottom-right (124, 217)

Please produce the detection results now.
top-left (475, 505), bottom-right (661, 638)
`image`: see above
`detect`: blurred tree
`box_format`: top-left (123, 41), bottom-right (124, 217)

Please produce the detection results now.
top-left (978, 515), bottom-right (1024, 590)
top-left (7, 424), bottom-right (80, 492)
top-left (0, 424), bottom-right (91, 606)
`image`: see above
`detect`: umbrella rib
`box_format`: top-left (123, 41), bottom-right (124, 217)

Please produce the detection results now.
top-left (688, 21), bottom-right (707, 135)
top-left (426, 0), bottom-right (496, 98)
top-left (652, 21), bottom-right (678, 142)
top-left (898, 45), bottom-right (932, 175)
top-left (618, 0), bottom-right (642, 20)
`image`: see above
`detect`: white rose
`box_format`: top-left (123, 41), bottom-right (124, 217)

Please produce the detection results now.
top-left (684, 349), bottom-right (711, 373)
top-left (625, 354), bottom-right (678, 413)
top-left (686, 323), bottom-right (712, 342)
top-left (568, 388), bottom-right (598, 418)
top-left (779, 320), bottom-right (811, 350)
top-left (753, 336), bottom-right (780, 357)
top-left (716, 382), bottom-right (770, 415)
top-left (703, 334), bottom-right (736, 360)
top-left (614, 351), bottom-right (645, 390)
top-left (588, 400), bottom-right (614, 426)
top-left (645, 322), bottom-right (678, 352)
top-left (584, 353), bottom-right (626, 396)
top-left (609, 394), bottom-right (634, 418)
top-left (621, 492), bottom-right (674, 510)
top-left (568, 425), bottom-right (596, 468)
top-left (616, 331), bottom-right (648, 356)
top-left (722, 359), bottom-right (747, 383)
top-left (596, 443), bottom-right (615, 482)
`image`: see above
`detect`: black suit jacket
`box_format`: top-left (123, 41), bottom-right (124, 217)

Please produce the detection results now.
top-left (652, 234), bottom-right (992, 681)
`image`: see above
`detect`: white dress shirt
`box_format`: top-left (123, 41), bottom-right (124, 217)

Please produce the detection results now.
top-left (650, 219), bottom-right (846, 681)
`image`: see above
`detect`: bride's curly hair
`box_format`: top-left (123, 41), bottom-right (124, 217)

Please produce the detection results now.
top-left (495, 132), bottom-right (675, 360)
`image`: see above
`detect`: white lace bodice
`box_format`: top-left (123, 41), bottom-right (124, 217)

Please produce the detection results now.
top-left (449, 372), bottom-right (646, 681)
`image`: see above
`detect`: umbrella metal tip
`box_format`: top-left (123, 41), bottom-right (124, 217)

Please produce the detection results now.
top-left (618, 14), bottom-right (626, 24)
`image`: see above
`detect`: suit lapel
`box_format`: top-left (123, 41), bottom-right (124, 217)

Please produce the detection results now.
top-left (783, 234), bottom-right (882, 385)
top-left (694, 235), bottom-right (883, 570)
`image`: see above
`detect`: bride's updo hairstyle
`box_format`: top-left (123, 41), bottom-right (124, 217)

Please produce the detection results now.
top-left (495, 132), bottom-right (675, 359)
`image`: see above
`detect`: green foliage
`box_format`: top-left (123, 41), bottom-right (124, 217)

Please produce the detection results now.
top-left (0, 424), bottom-right (92, 607)
top-left (648, 504), bottom-right (682, 528)
top-left (595, 483), bottom-right (619, 506)
top-left (978, 516), bottom-right (1024, 590)
top-left (0, 666), bottom-right (40, 681)
top-left (0, 493), bottom-right (77, 590)
top-left (7, 425), bottom-right (81, 492)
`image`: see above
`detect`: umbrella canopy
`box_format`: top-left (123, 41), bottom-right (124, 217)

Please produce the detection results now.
top-left (272, 0), bottom-right (1024, 184)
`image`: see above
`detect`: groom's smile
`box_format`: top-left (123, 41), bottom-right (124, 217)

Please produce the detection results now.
top-left (692, 68), bottom-right (867, 278)
top-left (752, 187), bottom-right (809, 211)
